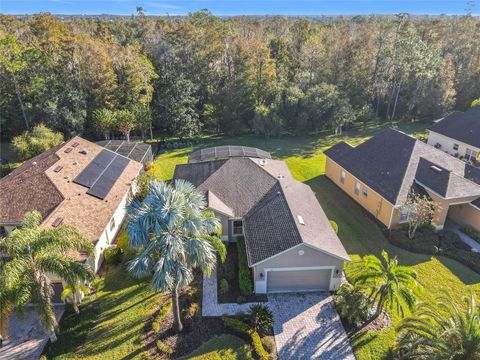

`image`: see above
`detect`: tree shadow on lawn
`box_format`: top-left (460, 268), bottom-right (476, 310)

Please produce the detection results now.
top-left (436, 254), bottom-right (480, 286)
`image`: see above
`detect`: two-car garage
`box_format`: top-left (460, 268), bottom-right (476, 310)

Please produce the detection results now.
top-left (266, 267), bottom-right (333, 293)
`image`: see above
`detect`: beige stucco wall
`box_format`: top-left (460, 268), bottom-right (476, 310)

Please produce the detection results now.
top-left (253, 244), bottom-right (345, 293)
top-left (212, 210), bottom-right (229, 241)
top-left (325, 157), bottom-right (395, 227)
top-left (448, 203), bottom-right (480, 231)
top-left (427, 131), bottom-right (480, 159)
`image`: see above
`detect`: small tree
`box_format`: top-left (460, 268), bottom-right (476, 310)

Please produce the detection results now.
top-left (115, 109), bottom-right (136, 142)
top-left (472, 98), bottom-right (480, 107)
top-left (92, 108), bottom-right (116, 140)
top-left (12, 124), bottom-right (64, 160)
top-left (403, 191), bottom-right (438, 240)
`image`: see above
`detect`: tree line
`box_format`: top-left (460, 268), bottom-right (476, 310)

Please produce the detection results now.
top-left (0, 11), bottom-right (479, 140)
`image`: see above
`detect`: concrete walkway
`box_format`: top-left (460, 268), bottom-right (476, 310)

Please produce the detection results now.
top-left (445, 220), bottom-right (480, 252)
top-left (268, 293), bottom-right (355, 360)
top-left (202, 266), bottom-right (260, 316)
top-left (0, 306), bottom-right (64, 360)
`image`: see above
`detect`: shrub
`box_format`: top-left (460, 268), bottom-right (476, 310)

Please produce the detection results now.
top-left (103, 246), bottom-right (123, 265)
top-left (202, 234), bottom-right (227, 263)
top-left (334, 283), bottom-right (373, 331)
top-left (156, 340), bottom-right (173, 355)
top-left (186, 287), bottom-right (200, 303)
top-left (144, 161), bottom-right (154, 172)
top-left (12, 124), bottom-right (64, 160)
top-left (248, 304), bottom-right (273, 334)
top-left (389, 226), bottom-right (438, 255)
top-left (224, 317), bottom-right (270, 360)
top-left (152, 298), bottom-right (172, 333)
top-left (261, 336), bottom-right (276, 355)
top-left (186, 302), bottom-right (199, 318)
top-left (460, 225), bottom-right (480, 245)
top-left (438, 230), bottom-right (480, 274)
top-left (220, 278), bottom-right (229, 295)
top-left (237, 236), bottom-right (253, 296)
top-left (329, 220), bottom-right (339, 234)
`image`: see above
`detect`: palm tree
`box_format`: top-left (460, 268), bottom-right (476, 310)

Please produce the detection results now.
top-left (0, 211), bottom-right (94, 342)
top-left (351, 250), bottom-right (422, 328)
top-left (61, 281), bottom-right (90, 314)
top-left (126, 180), bottom-right (219, 332)
top-left (395, 293), bottom-right (480, 359)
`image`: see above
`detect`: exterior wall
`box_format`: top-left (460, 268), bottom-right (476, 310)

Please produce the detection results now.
top-left (253, 244), bottom-right (344, 293)
top-left (212, 211), bottom-right (229, 241)
top-left (325, 157), bottom-right (395, 228)
top-left (448, 203), bottom-right (480, 231)
top-left (427, 131), bottom-right (480, 159)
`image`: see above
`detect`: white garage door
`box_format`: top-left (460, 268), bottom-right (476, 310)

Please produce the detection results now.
top-left (266, 268), bottom-right (332, 293)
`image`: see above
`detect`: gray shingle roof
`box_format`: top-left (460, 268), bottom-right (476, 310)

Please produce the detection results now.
top-left (174, 156), bottom-right (350, 265)
top-left (429, 106), bottom-right (480, 148)
top-left (325, 128), bottom-right (480, 205)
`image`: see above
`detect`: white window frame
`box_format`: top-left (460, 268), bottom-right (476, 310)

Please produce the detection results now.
top-left (340, 171), bottom-right (346, 184)
top-left (232, 219), bottom-right (243, 235)
top-left (354, 182), bottom-right (361, 195)
top-left (400, 206), bottom-right (410, 223)
top-left (363, 187), bottom-right (369, 197)
top-left (465, 148), bottom-right (477, 161)
top-left (453, 143), bottom-right (459, 151)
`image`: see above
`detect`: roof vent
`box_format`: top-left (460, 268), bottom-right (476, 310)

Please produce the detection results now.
top-left (277, 175), bottom-right (285, 179)
top-left (64, 148), bottom-right (73, 154)
top-left (52, 217), bottom-right (63, 227)
top-left (32, 161), bottom-right (37, 166)
top-left (297, 215), bottom-right (305, 225)
top-left (259, 159), bottom-right (267, 166)
top-left (430, 165), bottom-right (442, 172)
top-left (72, 142), bottom-right (80, 148)
top-left (53, 165), bottom-right (63, 173)
top-left (80, 148), bottom-right (89, 155)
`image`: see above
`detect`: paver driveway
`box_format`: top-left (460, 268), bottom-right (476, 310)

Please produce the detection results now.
top-left (268, 292), bottom-right (355, 360)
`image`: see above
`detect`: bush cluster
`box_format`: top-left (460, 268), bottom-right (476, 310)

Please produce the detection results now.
top-left (334, 284), bottom-right (373, 331)
top-left (224, 317), bottom-right (271, 360)
top-left (237, 236), bottom-right (253, 296)
top-left (438, 230), bottom-right (480, 274)
top-left (103, 246), bottom-right (123, 265)
top-left (248, 304), bottom-right (273, 334)
top-left (202, 234), bottom-right (227, 263)
top-left (460, 225), bottom-right (480, 245)
top-left (389, 225), bottom-right (438, 255)
top-left (220, 278), bottom-right (229, 295)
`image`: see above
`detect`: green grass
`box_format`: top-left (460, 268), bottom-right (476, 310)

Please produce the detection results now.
top-left (153, 122), bottom-right (480, 359)
top-left (43, 264), bottom-right (161, 360)
top-left (178, 335), bottom-right (254, 360)
top-left (0, 140), bottom-right (22, 171)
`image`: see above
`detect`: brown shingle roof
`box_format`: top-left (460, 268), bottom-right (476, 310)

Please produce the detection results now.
top-left (0, 137), bottom-right (143, 243)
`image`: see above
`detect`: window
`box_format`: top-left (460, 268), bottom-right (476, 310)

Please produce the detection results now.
top-left (340, 171), bottom-right (346, 184)
top-left (466, 148), bottom-right (478, 161)
top-left (233, 220), bottom-right (243, 235)
top-left (363, 187), bottom-right (369, 197)
top-left (453, 143), bottom-right (459, 151)
top-left (400, 207), bottom-right (410, 222)
top-left (354, 182), bottom-right (361, 195)
top-left (109, 217), bottom-right (116, 231)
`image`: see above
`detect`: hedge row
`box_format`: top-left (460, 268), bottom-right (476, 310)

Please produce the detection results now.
top-left (237, 236), bottom-right (253, 296)
top-left (438, 230), bottom-right (480, 274)
top-left (389, 226), bottom-right (438, 255)
top-left (224, 317), bottom-right (270, 360)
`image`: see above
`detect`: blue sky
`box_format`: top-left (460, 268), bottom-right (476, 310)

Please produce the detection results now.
top-left (1, 1), bottom-right (478, 16)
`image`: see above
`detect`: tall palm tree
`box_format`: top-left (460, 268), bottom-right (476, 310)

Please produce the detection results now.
top-left (351, 250), bottom-right (422, 328)
top-left (395, 293), bottom-right (480, 359)
top-left (0, 211), bottom-right (94, 342)
top-left (126, 180), bottom-right (219, 332)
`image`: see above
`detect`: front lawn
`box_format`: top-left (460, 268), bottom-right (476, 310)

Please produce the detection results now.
top-left (43, 263), bottom-right (162, 359)
top-left (178, 334), bottom-right (253, 360)
top-left (153, 122), bottom-right (480, 359)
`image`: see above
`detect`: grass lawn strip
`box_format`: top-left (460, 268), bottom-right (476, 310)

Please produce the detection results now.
top-left (154, 122), bottom-right (480, 360)
top-left (177, 334), bottom-right (254, 360)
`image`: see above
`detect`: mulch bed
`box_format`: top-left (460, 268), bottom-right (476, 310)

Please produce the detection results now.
top-left (143, 271), bottom-right (230, 359)
top-left (217, 244), bottom-right (267, 303)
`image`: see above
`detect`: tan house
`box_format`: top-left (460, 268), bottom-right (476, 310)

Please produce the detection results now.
top-left (427, 105), bottom-right (480, 161)
top-left (0, 136), bottom-right (144, 278)
top-left (174, 146), bottom-right (350, 294)
top-left (324, 128), bottom-right (480, 231)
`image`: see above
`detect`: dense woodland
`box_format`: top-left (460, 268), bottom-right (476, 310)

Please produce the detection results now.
top-left (0, 11), bottom-right (479, 141)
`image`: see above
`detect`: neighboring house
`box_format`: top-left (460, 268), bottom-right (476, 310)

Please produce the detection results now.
top-left (427, 105), bottom-right (480, 161)
top-left (174, 145), bottom-right (350, 294)
top-left (0, 136), bottom-right (144, 279)
top-left (324, 128), bottom-right (480, 231)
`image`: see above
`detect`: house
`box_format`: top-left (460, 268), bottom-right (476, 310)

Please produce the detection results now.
top-left (0, 136), bottom-right (144, 276)
top-left (427, 105), bottom-right (480, 161)
top-left (324, 128), bottom-right (480, 231)
top-left (174, 145), bottom-right (350, 294)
